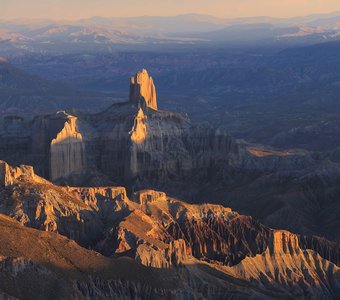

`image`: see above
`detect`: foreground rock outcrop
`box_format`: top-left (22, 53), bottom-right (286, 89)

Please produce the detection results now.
top-left (0, 214), bottom-right (210, 300)
top-left (0, 160), bottom-right (339, 299)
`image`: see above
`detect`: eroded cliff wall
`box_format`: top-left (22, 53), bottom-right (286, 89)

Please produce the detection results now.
top-left (50, 113), bottom-right (86, 181)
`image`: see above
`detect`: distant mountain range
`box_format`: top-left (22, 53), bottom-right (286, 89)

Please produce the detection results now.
top-left (2, 11), bottom-right (340, 54)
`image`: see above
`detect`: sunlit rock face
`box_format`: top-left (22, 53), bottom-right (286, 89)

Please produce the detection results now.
top-left (99, 105), bottom-right (238, 186)
top-left (133, 189), bottom-right (167, 205)
top-left (128, 108), bottom-right (148, 177)
top-left (30, 111), bottom-right (85, 180)
top-left (50, 112), bottom-right (86, 181)
top-left (224, 230), bottom-right (340, 298)
top-left (0, 160), bottom-right (47, 187)
top-left (0, 69), bottom-right (239, 188)
top-left (129, 108), bottom-right (147, 144)
top-left (135, 239), bottom-right (190, 268)
top-left (129, 69), bottom-right (157, 110)
top-left (1, 161), bottom-right (340, 299)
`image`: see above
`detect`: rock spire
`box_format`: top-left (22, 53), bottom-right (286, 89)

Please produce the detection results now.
top-left (129, 69), bottom-right (157, 110)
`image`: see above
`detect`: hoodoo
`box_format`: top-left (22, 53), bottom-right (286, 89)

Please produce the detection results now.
top-left (129, 69), bottom-right (158, 110)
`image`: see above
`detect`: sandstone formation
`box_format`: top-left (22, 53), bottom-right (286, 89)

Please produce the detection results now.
top-left (27, 110), bottom-right (88, 181)
top-left (0, 160), bottom-right (47, 187)
top-left (0, 214), bottom-right (212, 300)
top-left (223, 230), bottom-right (340, 299)
top-left (133, 189), bottom-right (167, 205)
top-left (129, 107), bottom-right (147, 144)
top-left (50, 111), bottom-right (86, 181)
top-left (0, 160), bottom-right (339, 299)
top-left (129, 69), bottom-right (157, 110)
top-left (0, 70), bottom-right (239, 190)
top-left (2, 69), bottom-right (340, 248)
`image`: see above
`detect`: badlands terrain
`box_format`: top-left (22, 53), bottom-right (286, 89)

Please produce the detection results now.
top-left (0, 68), bottom-right (340, 299)
top-left (0, 160), bottom-right (340, 299)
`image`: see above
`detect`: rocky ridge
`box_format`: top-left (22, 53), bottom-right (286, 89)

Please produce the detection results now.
top-left (0, 160), bottom-right (339, 299)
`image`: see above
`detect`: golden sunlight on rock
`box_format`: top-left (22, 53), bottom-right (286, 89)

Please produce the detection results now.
top-left (129, 69), bottom-right (157, 110)
top-left (2, 2), bottom-right (340, 297)
top-left (133, 189), bottom-right (167, 205)
top-left (50, 112), bottom-right (86, 181)
top-left (51, 113), bottom-right (83, 145)
top-left (222, 230), bottom-right (339, 293)
top-left (0, 160), bottom-right (48, 187)
top-left (1, 159), bottom-right (340, 298)
top-left (247, 146), bottom-right (292, 157)
top-left (130, 107), bottom-right (147, 144)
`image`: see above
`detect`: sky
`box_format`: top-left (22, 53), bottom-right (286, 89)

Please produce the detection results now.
top-left (2, 0), bottom-right (340, 20)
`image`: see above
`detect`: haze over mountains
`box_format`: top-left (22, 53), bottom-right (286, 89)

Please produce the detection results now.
top-left (1, 9), bottom-right (340, 300)
top-left (3, 11), bottom-right (340, 53)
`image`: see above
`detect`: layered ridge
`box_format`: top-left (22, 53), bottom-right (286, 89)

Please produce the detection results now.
top-left (0, 160), bottom-right (339, 299)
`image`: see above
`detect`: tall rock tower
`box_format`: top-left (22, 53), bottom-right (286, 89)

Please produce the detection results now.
top-left (49, 112), bottom-right (86, 181)
top-left (129, 69), bottom-right (157, 110)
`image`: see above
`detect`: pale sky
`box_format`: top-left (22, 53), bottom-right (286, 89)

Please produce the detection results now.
top-left (1, 0), bottom-right (340, 20)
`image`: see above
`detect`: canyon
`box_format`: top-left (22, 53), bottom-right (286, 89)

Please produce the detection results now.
top-left (1, 69), bottom-right (340, 244)
top-left (1, 69), bottom-right (340, 299)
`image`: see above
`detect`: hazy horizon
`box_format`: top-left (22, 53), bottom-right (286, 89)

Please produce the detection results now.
top-left (2, 0), bottom-right (340, 21)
